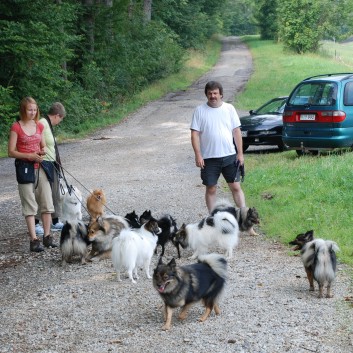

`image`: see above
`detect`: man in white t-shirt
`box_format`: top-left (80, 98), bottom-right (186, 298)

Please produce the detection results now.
top-left (191, 81), bottom-right (246, 212)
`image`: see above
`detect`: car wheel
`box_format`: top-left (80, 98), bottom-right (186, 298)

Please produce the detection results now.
top-left (277, 142), bottom-right (288, 152)
top-left (296, 150), bottom-right (305, 156)
top-left (296, 149), bottom-right (318, 156)
top-left (243, 144), bottom-right (249, 152)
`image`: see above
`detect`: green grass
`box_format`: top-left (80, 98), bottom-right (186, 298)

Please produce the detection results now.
top-left (320, 40), bottom-right (353, 69)
top-left (240, 150), bottom-right (353, 266)
top-left (234, 36), bottom-right (353, 267)
top-left (236, 36), bottom-right (353, 110)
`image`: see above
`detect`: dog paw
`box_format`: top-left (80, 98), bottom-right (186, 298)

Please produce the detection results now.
top-left (178, 312), bottom-right (188, 320)
top-left (249, 229), bottom-right (259, 236)
top-left (161, 324), bottom-right (170, 331)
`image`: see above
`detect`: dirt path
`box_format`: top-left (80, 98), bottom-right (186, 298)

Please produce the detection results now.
top-left (1, 37), bottom-right (352, 353)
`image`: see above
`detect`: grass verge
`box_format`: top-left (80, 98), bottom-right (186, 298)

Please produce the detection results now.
top-left (236, 36), bottom-right (353, 110)
top-left (235, 36), bottom-right (353, 267)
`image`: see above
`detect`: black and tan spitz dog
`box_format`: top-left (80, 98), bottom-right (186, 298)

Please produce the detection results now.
top-left (153, 253), bottom-right (227, 330)
top-left (60, 221), bottom-right (90, 266)
top-left (289, 230), bottom-right (340, 298)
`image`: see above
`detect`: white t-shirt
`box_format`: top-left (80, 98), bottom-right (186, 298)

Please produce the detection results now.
top-left (190, 102), bottom-right (241, 159)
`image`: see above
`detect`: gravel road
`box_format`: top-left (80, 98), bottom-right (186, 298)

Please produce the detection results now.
top-left (0, 36), bottom-right (352, 353)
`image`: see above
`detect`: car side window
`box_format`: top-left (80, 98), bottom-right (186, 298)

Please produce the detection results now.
top-left (343, 82), bottom-right (353, 106)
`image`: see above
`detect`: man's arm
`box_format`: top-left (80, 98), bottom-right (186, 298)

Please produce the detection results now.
top-left (233, 127), bottom-right (244, 165)
top-left (191, 129), bottom-right (205, 168)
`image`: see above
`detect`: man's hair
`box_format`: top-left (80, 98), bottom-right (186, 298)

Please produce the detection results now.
top-left (204, 81), bottom-right (223, 96)
top-left (48, 102), bottom-right (66, 118)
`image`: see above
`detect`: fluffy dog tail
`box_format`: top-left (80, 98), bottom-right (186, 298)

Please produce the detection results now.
top-left (198, 253), bottom-right (227, 280)
top-left (212, 211), bottom-right (239, 235)
top-left (212, 198), bottom-right (233, 212)
top-left (301, 239), bottom-right (339, 282)
top-left (111, 230), bottom-right (138, 270)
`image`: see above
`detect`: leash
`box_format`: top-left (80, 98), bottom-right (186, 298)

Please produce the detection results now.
top-left (235, 159), bottom-right (245, 182)
top-left (45, 149), bottom-right (117, 216)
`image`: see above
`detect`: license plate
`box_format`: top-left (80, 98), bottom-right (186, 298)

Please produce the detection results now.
top-left (241, 131), bottom-right (248, 137)
top-left (300, 114), bottom-right (316, 121)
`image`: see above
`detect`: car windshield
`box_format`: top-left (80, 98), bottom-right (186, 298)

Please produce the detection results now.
top-left (255, 98), bottom-right (287, 115)
top-left (288, 82), bottom-right (337, 106)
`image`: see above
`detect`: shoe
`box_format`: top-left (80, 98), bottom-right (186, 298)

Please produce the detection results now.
top-left (51, 222), bottom-right (64, 232)
top-left (43, 235), bottom-right (58, 248)
top-left (35, 223), bottom-right (44, 236)
top-left (30, 239), bottom-right (44, 252)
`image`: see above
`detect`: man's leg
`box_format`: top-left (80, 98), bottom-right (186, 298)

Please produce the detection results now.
top-left (205, 185), bottom-right (217, 212)
top-left (228, 181), bottom-right (246, 208)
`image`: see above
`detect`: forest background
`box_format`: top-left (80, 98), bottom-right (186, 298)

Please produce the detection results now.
top-left (1, 0), bottom-right (353, 151)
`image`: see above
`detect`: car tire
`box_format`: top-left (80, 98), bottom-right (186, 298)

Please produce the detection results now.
top-left (277, 142), bottom-right (288, 152)
top-left (243, 144), bottom-right (249, 152)
top-left (296, 149), bottom-right (319, 156)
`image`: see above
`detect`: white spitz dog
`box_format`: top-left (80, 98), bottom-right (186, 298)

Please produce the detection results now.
top-left (174, 211), bottom-right (239, 259)
top-left (111, 218), bottom-right (161, 283)
top-left (61, 185), bottom-right (83, 222)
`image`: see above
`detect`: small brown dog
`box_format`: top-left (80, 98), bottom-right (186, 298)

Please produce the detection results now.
top-left (86, 188), bottom-right (106, 222)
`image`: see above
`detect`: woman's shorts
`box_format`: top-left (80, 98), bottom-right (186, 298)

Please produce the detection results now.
top-left (18, 167), bottom-right (55, 217)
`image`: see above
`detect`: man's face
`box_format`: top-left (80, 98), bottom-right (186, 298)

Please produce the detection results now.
top-left (206, 88), bottom-right (222, 108)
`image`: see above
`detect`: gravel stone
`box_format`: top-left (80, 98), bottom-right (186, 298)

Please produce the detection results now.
top-left (0, 37), bottom-right (352, 353)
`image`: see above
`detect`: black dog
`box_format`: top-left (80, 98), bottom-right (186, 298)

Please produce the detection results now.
top-left (124, 210), bottom-right (141, 228)
top-left (140, 210), bottom-right (179, 258)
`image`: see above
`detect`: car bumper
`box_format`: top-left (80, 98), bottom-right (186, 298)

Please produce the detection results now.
top-left (243, 135), bottom-right (283, 146)
top-left (282, 136), bottom-right (353, 149)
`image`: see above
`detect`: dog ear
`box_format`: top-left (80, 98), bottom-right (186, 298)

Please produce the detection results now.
top-left (305, 230), bottom-right (314, 241)
top-left (97, 216), bottom-right (104, 227)
top-left (168, 258), bottom-right (176, 269)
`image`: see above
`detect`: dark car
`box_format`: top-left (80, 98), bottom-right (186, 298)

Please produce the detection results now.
top-left (240, 96), bottom-right (288, 151)
top-left (283, 73), bottom-right (353, 155)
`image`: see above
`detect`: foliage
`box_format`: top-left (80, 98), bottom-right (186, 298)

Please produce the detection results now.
top-left (277, 0), bottom-right (348, 53)
top-left (222, 0), bottom-right (257, 36)
top-left (153, 0), bottom-right (226, 49)
top-left (0, 0), bottom-right (219, 145)
top-left (254, 0), bottom-right (278, 40)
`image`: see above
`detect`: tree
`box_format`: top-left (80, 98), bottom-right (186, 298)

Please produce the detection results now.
top-left (255, 0), bottom-right (278, 40)
top-left (278, 0), bottom-right (348, 53)
top-left (222, 0), bottom-right (257, 36)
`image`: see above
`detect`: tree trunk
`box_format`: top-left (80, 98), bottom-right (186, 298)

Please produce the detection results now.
top-left (143, 0), bottom-right (152, 22)
top-left (82, 0), bottom-right (95, 54)
top-left (55, 0), bottom-right (67, 80)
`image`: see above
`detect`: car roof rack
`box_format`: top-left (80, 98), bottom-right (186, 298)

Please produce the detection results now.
top-left (303, 73), bottom-right (353, 81)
